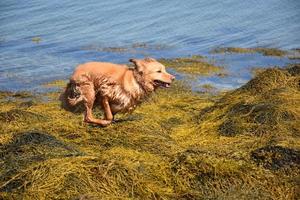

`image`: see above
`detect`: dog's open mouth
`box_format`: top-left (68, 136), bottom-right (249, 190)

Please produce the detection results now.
top-left (154, 80), bottom-right (171, 88)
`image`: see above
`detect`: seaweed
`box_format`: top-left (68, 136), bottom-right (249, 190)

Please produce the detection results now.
top-left (0, 132), bottom-right (83, 192)
top-left (81, 42), bottom-right (171, 54)
top-left (251, 146), bottom-right (300, 170)
top-left (211, 47), bottom-right (288, 57)
top-left (159, 56), bottom-right (223, 76)
top-left (31, 37), bottom-right (41, 43)
top-left (198, 64), bottom-right (300, 138)
top-left (0, 91), bottom-right (33, 100)
top-left (0, 62), bottom-right (299, 199)
top-left (0, 109), bottom-right (47, 122)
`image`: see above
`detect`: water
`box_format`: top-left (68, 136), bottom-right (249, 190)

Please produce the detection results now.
top-left (0, 0), bottom-right (299, 91)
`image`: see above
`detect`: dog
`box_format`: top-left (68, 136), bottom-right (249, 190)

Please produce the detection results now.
top-left (60, 58), bottom-right (175, 126)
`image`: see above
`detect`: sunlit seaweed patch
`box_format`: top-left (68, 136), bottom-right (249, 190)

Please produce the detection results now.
top-left (211, 47), bottom-right (288, 57)
top-left (0, 63), bottom-right (299, 199)
top-left (159, 56), bottom-right (223, 76)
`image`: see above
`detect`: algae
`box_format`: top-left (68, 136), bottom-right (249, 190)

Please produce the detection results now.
top-left (0, 62), bottom-right (299, 199)
top-left (81, 42), bottom-right (171, 53)
top-left (31, 37), bottom-right (41, 43)
top-left (211, 47), bottom-right (288, 57)
top-left (200, 84), bottom-right (217, 93)
top-left (0, 109), bottom-right (47, 123)
top-left (250, 67), bottom-right (267, 77)
top-left (131, 42), bottom-right (171, 50)
top-left (199, 64), bottom-right (300, 138)
top-left (288, 48), bottom-right (300, 60)
top-left (251, 145), bottom-right (300, 170)
top-left (42, 80), bottom-right (68, 88)
top-left (159, 56), bottom-right (223, 76)
top-left (0, 91), bottom-right (33, 100)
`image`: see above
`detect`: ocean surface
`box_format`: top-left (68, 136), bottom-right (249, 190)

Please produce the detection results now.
top-left (0, 0), bottom-right (299, 92)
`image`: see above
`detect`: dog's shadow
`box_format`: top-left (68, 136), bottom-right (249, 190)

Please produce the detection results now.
top-left (87, 114), bottom-right (144, 128)
top-left (113, 114), bottom-right (143, 123)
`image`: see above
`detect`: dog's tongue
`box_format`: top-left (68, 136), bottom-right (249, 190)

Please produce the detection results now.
top-left (165, 83), bottom-right (170, 88)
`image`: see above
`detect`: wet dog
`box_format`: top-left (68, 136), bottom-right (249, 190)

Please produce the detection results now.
top-left (60, 58), bottom-right (175, 126)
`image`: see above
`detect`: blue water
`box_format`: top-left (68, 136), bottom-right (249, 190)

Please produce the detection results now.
top-left (0, 0), bottom-right (299, 91)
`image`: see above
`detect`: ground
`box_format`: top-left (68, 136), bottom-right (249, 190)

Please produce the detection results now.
top-left (0, 55), bottom-right (299, 199)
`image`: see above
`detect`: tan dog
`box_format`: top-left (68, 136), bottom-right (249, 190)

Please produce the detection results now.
top-left (60, 58), bottom-right (175, 126)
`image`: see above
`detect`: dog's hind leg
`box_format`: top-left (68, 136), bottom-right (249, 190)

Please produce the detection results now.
top-left (84, 102), bottom-right (112, 126)
top-left (82, 85), bottom-right (111, 126)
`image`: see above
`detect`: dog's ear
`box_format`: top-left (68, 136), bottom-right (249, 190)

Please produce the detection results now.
top-left (129, 58), bottom-right (144, 73)
top-left (144, 57), bottom-right (156, 62)
top-left (129, 58), bottom-right (137, 64)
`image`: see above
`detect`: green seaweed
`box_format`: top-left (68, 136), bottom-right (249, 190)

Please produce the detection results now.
top-left (200, 83), bottom-right (216, 92)
top-left (0, 91), bottom-right (33, 100)
top-left (251, 145), bottom-right (300, 170)
top-left (0, 62), bottom-right (299, 199)
top-left (159, 56), bottom-right (223, 76)
top-left (31, 37), bottom-right (41, 43)
top-left (0, 109), bottom-right (47, 123)
top-left (42, 80), bottom-right (68, 88)
top-left (211, 47), bottom-right (288, 57)
top-left (250, 67), bottom-right (268, 77)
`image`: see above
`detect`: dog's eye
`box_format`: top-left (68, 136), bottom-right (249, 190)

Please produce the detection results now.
top-left (157, 70), bottom-right (162, 73)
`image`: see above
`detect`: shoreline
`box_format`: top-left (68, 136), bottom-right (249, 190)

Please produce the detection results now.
top-left (1, 46), bottom-right (299, 93)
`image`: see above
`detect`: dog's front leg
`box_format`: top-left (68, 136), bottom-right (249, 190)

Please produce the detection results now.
top-left (101, 96), bottom-right (113, 122)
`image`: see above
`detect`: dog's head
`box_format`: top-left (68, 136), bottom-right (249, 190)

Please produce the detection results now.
top-left (130, 57), bottom-right (175, 91)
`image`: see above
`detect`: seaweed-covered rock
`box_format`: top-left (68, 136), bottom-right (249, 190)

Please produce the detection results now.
top-left (0, 109), bottom-right (47, 122)
top-left (200, 64), bottom-right (300, 137)
top-left (0, 91), bottom-right (14, 99)
top-left (211, 47), bottom-right (287, 57)
top-left (239, 64), bottom-right (300, 94)
top-left (170, 149), bottom-right (214, 199)
top-left (0, 91), bottom-right (33, 99)
top-left (19, 100), bottom-right (37, 108)
top-left (239, 68), bottom-right (291, 94)
top-left (0, 131), bottom-right (82, 164)
top-left (160, 117), bottom-right (183, 131)
top-left (171, 149), bottom-right (212, 176)
top-left (287, 64), bottom-right (300, 76)
top-left (0, 131), bottom-right (83, 192)
top-left (218, 102), bottom-right (297, 136)
top-left (251, 146), bottom-right (300, 170)
top-left (159, 56), bottom-right (223, 76)
top-left (218, 118), bottom-right (242, 136)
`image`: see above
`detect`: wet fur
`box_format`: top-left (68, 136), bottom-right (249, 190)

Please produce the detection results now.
top-left (61, 69), bottom-right (152, 110)
top-left (60, 58), bottom-right (174, 126)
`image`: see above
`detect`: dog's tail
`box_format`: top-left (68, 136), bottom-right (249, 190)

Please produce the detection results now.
top-left (59, 81), bottom-right (84, 112)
